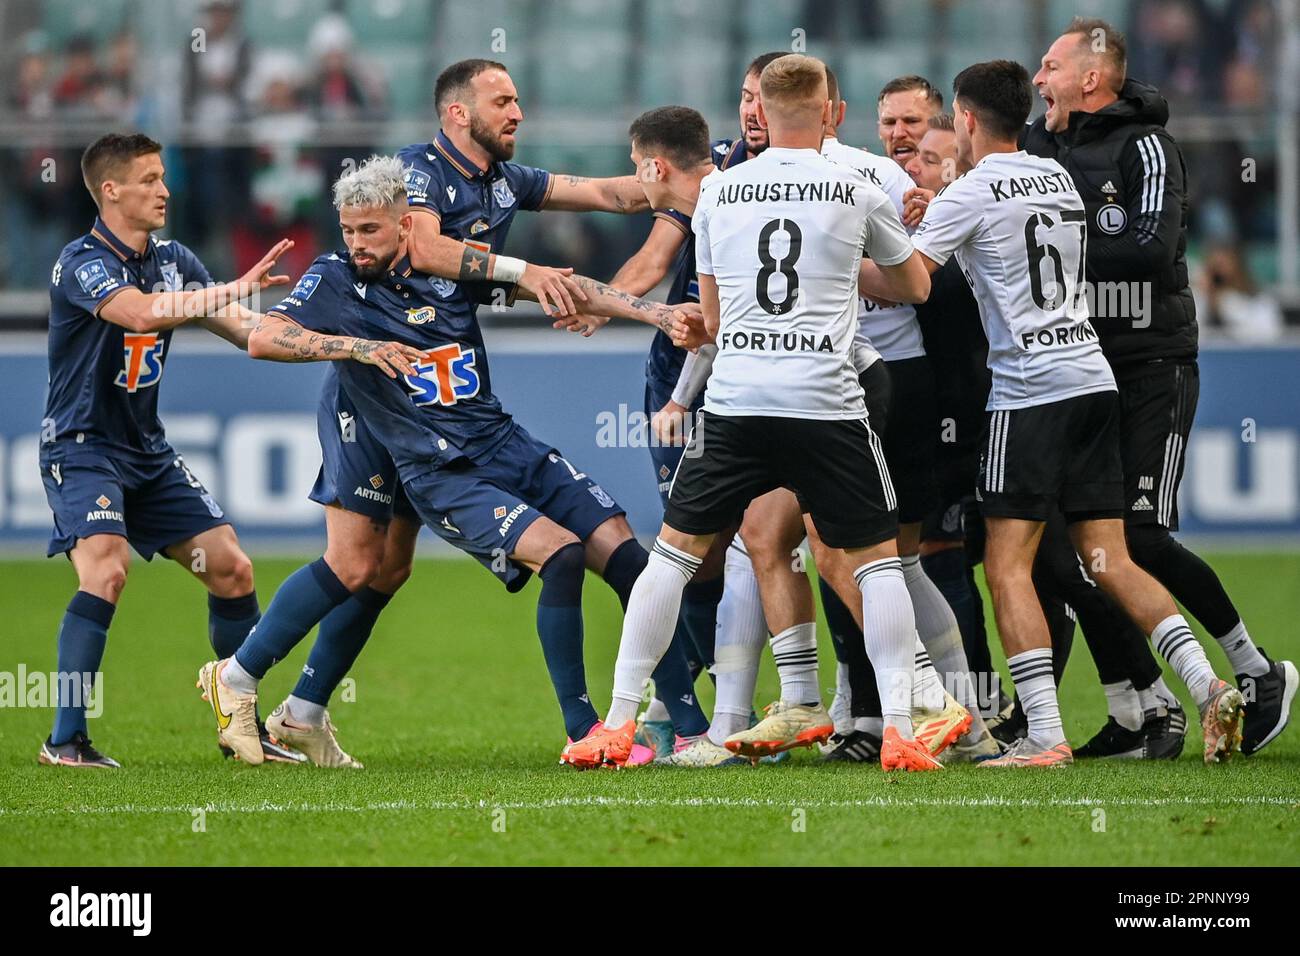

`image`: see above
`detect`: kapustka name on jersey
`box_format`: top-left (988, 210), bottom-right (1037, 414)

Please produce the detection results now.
top-left (989, 172), bottom-right (1075, 202)
top-left (720, 331), bottom-right (835, 352)
top-left (714, 181), bottom-right (857, 206)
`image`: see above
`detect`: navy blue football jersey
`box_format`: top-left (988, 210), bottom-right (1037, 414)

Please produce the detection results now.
top-left (269, 251), bottom-right (517, 475)
top-left (644, 139), bottom-right (750, 392)
top-left (397, 131), bottom-right (551, 251)
top-left (44, 217), bottom-right (212, 462)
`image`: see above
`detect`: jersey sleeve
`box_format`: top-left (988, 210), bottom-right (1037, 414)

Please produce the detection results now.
top-left (655, 208), bottom-right (692, 236)
top-left (503, 162), bottom-right (553, 212)
top-left (398, 144), bottom-right (450, 219)
top-left (862, 190), bottom-right (915, 266)
top-left (692, 192), bottom-right (714, 276)
top-left (267, 257), bottom-right (347, 333)
top-left (59, 246), bottom-right (128, 317)
top-left (911, 183), bottom-right (977, 267)
top-left (1086, 129), bottom-right (1187, 282)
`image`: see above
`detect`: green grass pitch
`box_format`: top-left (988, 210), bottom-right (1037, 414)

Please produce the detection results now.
top-left (1, 552), bottom-right (1298, 866)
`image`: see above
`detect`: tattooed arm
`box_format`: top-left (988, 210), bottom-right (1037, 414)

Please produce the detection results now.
top-left (247, 313), bottom-right (426, 379)
top-left (406, 213), bottom-right (586, 317)
top-left (542, 174), bottom-right (650, 214)
top-left (516, 273), bottom-right (690, 335)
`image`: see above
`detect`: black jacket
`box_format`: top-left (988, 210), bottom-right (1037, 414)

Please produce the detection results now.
top-left (1022, 80), bottom-right (1197, 374)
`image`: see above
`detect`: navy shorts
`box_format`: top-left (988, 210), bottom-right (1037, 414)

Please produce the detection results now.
top-left (403, 425), bottom-right (625, 592)
top-left (645, 378), bottom-right (704, 508)
top-left (40, 446), bottom-right (229, 559)
top-left (311, 384), bottom-right (418, 523)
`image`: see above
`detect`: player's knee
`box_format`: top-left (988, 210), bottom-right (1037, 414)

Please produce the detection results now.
top-left (372, 557), bottom-right (413, 594)
top-left (541, 539), bottom-right (586, 583)
top-left (222, 551), bottom-right (255, 596)
top-left (81, 560), bottom-right (129, 601)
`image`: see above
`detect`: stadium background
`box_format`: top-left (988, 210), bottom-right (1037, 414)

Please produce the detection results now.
top-left (0, 0), bottom-right (1297, 552)
top-left (1, 0), bottom-right (1299, 872)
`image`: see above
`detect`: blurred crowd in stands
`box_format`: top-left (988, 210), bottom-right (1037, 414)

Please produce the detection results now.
top-left (0, 0), bottom-right (1293, 336)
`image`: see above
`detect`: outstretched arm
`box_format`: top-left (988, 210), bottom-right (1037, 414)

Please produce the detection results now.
top-left (406, 210), bottom-right (586, 317)
top-left (97, 239), bottom-right (294, 334)
top-left (542, 173), bottom-right (650, 214)
top-left (247, 312), bottom-right (424, 379)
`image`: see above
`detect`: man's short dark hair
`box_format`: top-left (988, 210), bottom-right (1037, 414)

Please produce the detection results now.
top-left (80, 132), bottom-right (163, 207)
top-left (629, 106), bottom-right (710, 169)
top-left (825, 65), bottom-right (840, 106)
top-left (746, 51), bottom-right (786, 79)
top-left (434, 58), bottom-right (508, 115)
top-left (1063, 16), bottom-right (1127, 91)
top-left (878, 74), bottom-right (944, 110)
top-left (952, 60), bottom-right (1032, 141)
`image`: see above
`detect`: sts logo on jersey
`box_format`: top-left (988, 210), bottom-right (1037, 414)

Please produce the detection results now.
top-left (403, 344), bottom-right (480, 406)
top-left (114, 333), bottom-right (165, 392)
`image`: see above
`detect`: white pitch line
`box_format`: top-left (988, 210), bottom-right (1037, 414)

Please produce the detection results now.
top-left (2, 794), bottom-right (1298, 816)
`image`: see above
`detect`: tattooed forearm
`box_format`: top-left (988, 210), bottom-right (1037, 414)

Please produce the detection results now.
top-left (564, 175), bottom-right (591, 187)
top-left (459, 244), bottom-right (488, 281)
top-left (571, 275), bottom-right (667, 327)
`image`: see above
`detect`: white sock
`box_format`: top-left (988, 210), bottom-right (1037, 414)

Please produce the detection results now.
top-left (286, 694), bottom-right (325, 727)
top-left (1007, 648), bottom-right (1066, 747)
top-left (855, 557), bottom-right (916, 737)
top-left (912, 644), bottom-right (946, 712)
top-left (830, 663), bottom-right (853, 735)
top-left (854, 716), bottom-right (885, 736)
top-left (901, 554), bottom-right (988, 739)
top-left (1151, 614), bottom-right (1218, 705)
top-left (1152, 676), bottom-right (1180, 710)
top-left (1102, 679), bottom-right (1142, 731)
top-left (770, 622), bottom-right (820, 705)
top-left (708, 540), bottom-right (766, 747)
top-left (643, 697), bottom-right (669, 723)
top-left (1216, 620), bottom-right (1269, 677)
top-left (607, 539), bottom-right (702, 728)
top-left (221, 657), bottom-right (258, 695)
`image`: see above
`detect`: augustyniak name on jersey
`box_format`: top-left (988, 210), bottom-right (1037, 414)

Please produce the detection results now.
top-left (987, 171), bottom-right (1076, 202)
top-left (713, 180), bottom-right (860, 206)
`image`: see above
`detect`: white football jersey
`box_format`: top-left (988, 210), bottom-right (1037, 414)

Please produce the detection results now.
top-left (912, 150), bottom-right (1116, 410)
top-left (821, 136), bottom-right (925, 361)
top-left (694, 147), bottom-right (913, 419)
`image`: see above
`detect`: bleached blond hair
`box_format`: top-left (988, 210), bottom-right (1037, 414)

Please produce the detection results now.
top-left (332, 154), bottom-right (408, 210)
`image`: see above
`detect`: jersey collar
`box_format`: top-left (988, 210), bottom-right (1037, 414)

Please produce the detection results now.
top-left (385, 253), bottom-right (415, 284)
top-left (432, 130), bottom-right (493, 182)
top-left (90, 216), bottom-right (149, 262)
top-left (718, 139), bottom-right (748, 170)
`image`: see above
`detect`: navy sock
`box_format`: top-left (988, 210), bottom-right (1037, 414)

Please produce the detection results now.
top-left (923, 547), bottom-right (997, 709)
top-left (536, 543), bottom-right (598, 740)
top-left (602, 537), bottom-right (648, 611)
top-left (234, 558), bottom-right (352, 679)
top-left (680, 574), bottom-right (723, 677)
top-left (51, 592), bottom-right (114, 745)
top-left (207, 591), bottom-right (261, 659)
top-left (650, 632), bottom-right (711, 738)
top-left (292, 587), bottom-right (392, 705)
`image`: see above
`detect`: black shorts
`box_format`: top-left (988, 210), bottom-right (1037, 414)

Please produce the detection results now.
top-left (976, 390), bottom-right (1124, 523)
top-left (1117, 361), bottom-right (1198, 530)
top-left (881, 357), bottom-right (939, 524)
top-left (666, 411), bottom-right (898, 550)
